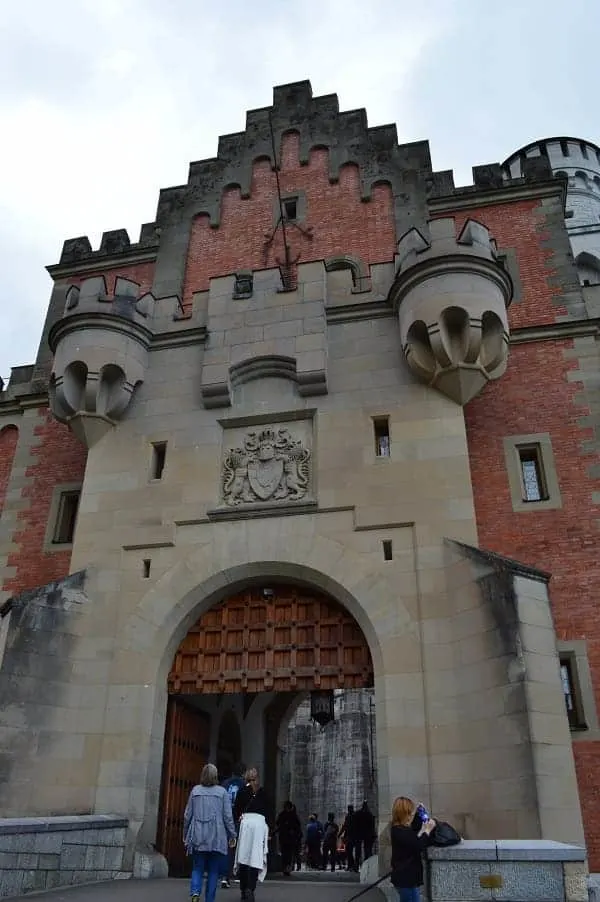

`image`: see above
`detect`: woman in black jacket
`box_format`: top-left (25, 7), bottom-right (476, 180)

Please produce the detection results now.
top-left (390, 797), bottom-right (436, 902)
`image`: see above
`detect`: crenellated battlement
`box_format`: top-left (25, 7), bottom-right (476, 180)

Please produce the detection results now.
top-left (57, 224), bottom-right (160, 267)
top-left (396, 217), bottom-right (501, 272)
top-left (62, 275), bottom-right (156, 323)
top-left (51, 82), bottom-right (565, 277)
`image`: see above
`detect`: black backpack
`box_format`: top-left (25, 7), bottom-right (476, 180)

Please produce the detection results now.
top-left (429, 821), bottom-right (461, 847)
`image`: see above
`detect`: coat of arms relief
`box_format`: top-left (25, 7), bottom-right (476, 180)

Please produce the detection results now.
top-left (222, 427), bottom-right (312, 506)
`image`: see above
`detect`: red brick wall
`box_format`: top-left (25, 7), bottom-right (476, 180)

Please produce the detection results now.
top-left (0, 425), bottom-right (19, 517)
top-left (459, 199), bottom-right (600, 863)
top-left (182, 132), bottom-right (396, 307)
top-left (1, 409), bottom-right (87, 595)
top-left (68, 262), bottom-right (155, 296)
top-left (436, 200), bottom-right (568, 329)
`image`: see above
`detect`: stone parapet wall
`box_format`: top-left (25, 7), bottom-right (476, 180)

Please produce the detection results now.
top-left (428, 840), bottom-right (587, 902)
top-left (0, 815), bottom-right (129, 898)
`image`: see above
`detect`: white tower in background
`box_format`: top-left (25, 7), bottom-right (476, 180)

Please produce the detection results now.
top-left (503, 138), bottom-right (600, 286)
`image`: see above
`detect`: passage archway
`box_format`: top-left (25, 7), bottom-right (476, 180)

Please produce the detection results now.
top-left (157, 582), bottom-right (374, 874)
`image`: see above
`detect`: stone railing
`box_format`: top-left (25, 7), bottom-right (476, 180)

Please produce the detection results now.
top-left (0, 815), bottom-right (129, 897)
top-left (362, 839), bottom-right (587, 902)
top-left (428, 840), bottom-right (586, 902)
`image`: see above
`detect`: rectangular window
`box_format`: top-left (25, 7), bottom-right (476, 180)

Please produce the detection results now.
top-left (151, 442), bottom-right (167, 480)
top-left (560, 656), bottom-right (587, 730)
top-left (373, 418), bottom-right (390, 458)
top-left (518, 445), bottom-right (548, 502)
top-left (52, 490), bottom-right (80, 544)
top-left (283, 198), bottom-right (298, 221)
top-left (382, 540), bottom-right (393, 561)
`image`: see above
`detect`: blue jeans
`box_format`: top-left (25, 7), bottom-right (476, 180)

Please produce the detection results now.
top-left (190, 851), bottom-right (225, 901)
top-left (218, 845), bottom-right (235, 879)
top-left (396, 888), bottom-right (420, 902)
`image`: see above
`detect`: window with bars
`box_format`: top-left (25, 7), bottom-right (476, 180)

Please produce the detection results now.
top-left (560, 656), bottom-right (587, 730)
top-left (518, 445), bottom-right (548, 502)
top-left (373, 417), bottom-right (390, 458)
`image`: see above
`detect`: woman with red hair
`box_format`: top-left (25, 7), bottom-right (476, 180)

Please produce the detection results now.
top-left (390, 797), bottom-right (436, 902)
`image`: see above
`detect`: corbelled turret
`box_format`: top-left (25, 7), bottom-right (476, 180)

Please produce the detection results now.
top-left (390, 217), bottom-right (513, 405)
top-left (48, 276), bottom-right (155, 446)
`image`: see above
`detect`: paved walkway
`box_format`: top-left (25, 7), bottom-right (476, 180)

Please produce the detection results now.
top-left (10, 877), bottom-right (385, 902)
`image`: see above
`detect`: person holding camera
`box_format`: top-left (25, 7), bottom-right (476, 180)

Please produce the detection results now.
top-left (390, 797), bottom-right (436, 902)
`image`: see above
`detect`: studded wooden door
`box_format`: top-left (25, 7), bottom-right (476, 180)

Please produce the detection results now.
top-left (167, 584), bottom-right (373, 694)
top-left (156, 697), bottom-right (210, 877)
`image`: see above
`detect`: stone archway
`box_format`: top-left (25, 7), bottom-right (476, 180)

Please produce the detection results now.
top-left (97, 526), bottom-right (413, 865)
top-left (157, 582), bottom-right (374, 872)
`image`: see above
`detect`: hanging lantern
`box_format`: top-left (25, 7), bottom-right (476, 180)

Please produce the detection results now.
top-left (310, 690), bottom-right (335, 727)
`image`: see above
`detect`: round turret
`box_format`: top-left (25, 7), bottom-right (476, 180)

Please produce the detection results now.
top-left (390, 218), bottom-right (513, 406)
top-left (503, 138), bottom-right (600, 286)
top-left (48, 276), bottom-right (154, 447)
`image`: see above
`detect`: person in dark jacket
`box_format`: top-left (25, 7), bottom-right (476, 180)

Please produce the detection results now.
top-left (275, 801), bottom-right (302, 876)
top-left (220, 762), bottom-right (247, 888)
top-left (322, 812), bottom-right (339, 873)
top-left (355, 801), bottom-right (376, 865)
top-left (233, 768), bottom-right (270, 902)
top-left (305, 814), bottom-right (323, 869)
top-left (390, 796), bottom-right (436, 902)
top-left (339, 805), bottom-right (357, 871)
top-left (233, 768), bottom-right (269, 823)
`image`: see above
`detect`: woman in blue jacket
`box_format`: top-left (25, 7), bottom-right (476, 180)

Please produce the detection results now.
top-left (184, 763), bottom-right (237, 902)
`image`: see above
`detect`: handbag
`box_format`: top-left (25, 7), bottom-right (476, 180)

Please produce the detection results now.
top-left (429, 821), bottom-right (461, 847)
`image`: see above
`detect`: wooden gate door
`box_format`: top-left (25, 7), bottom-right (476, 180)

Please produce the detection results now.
top-left (156, 697), bottom-right (210, 877)
top-left (168, 584), bottom-right (373, 694)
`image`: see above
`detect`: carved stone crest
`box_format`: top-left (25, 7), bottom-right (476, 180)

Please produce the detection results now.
top-left (222, 427), bottom-right (311, 506)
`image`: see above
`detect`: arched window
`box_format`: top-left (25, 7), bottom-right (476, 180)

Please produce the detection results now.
top-left (576, 252), bottom-right (600, 287)
top-left (324, 254), bottom-right (371, 293)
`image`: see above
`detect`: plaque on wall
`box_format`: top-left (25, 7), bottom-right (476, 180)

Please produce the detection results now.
top-left (221, 426), bottom-right (312, 506)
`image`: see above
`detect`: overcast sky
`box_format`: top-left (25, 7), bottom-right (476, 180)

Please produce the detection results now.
top-left (1, 0), bottom-right (598, 383)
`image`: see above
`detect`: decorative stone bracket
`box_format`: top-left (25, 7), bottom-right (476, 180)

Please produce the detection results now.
top-left (48, 276), bottom-right (154, 446)
top-left (390, 218), bottom-right (513, 405)
top-left (201, 354), bottom-right (327, 409)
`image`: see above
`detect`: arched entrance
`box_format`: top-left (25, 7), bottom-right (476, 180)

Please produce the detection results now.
top-left (156, 582), bottom-right (373, 874)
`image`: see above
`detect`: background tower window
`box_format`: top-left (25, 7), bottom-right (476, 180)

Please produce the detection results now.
top-left (373, 417), bottom-right (390, 458)
top-left (560, 139), bottom-right (570, 156)
top-left (518, 445), bottom-right (548, 502)
top-left (52, 490), bottom-right (80, 544)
